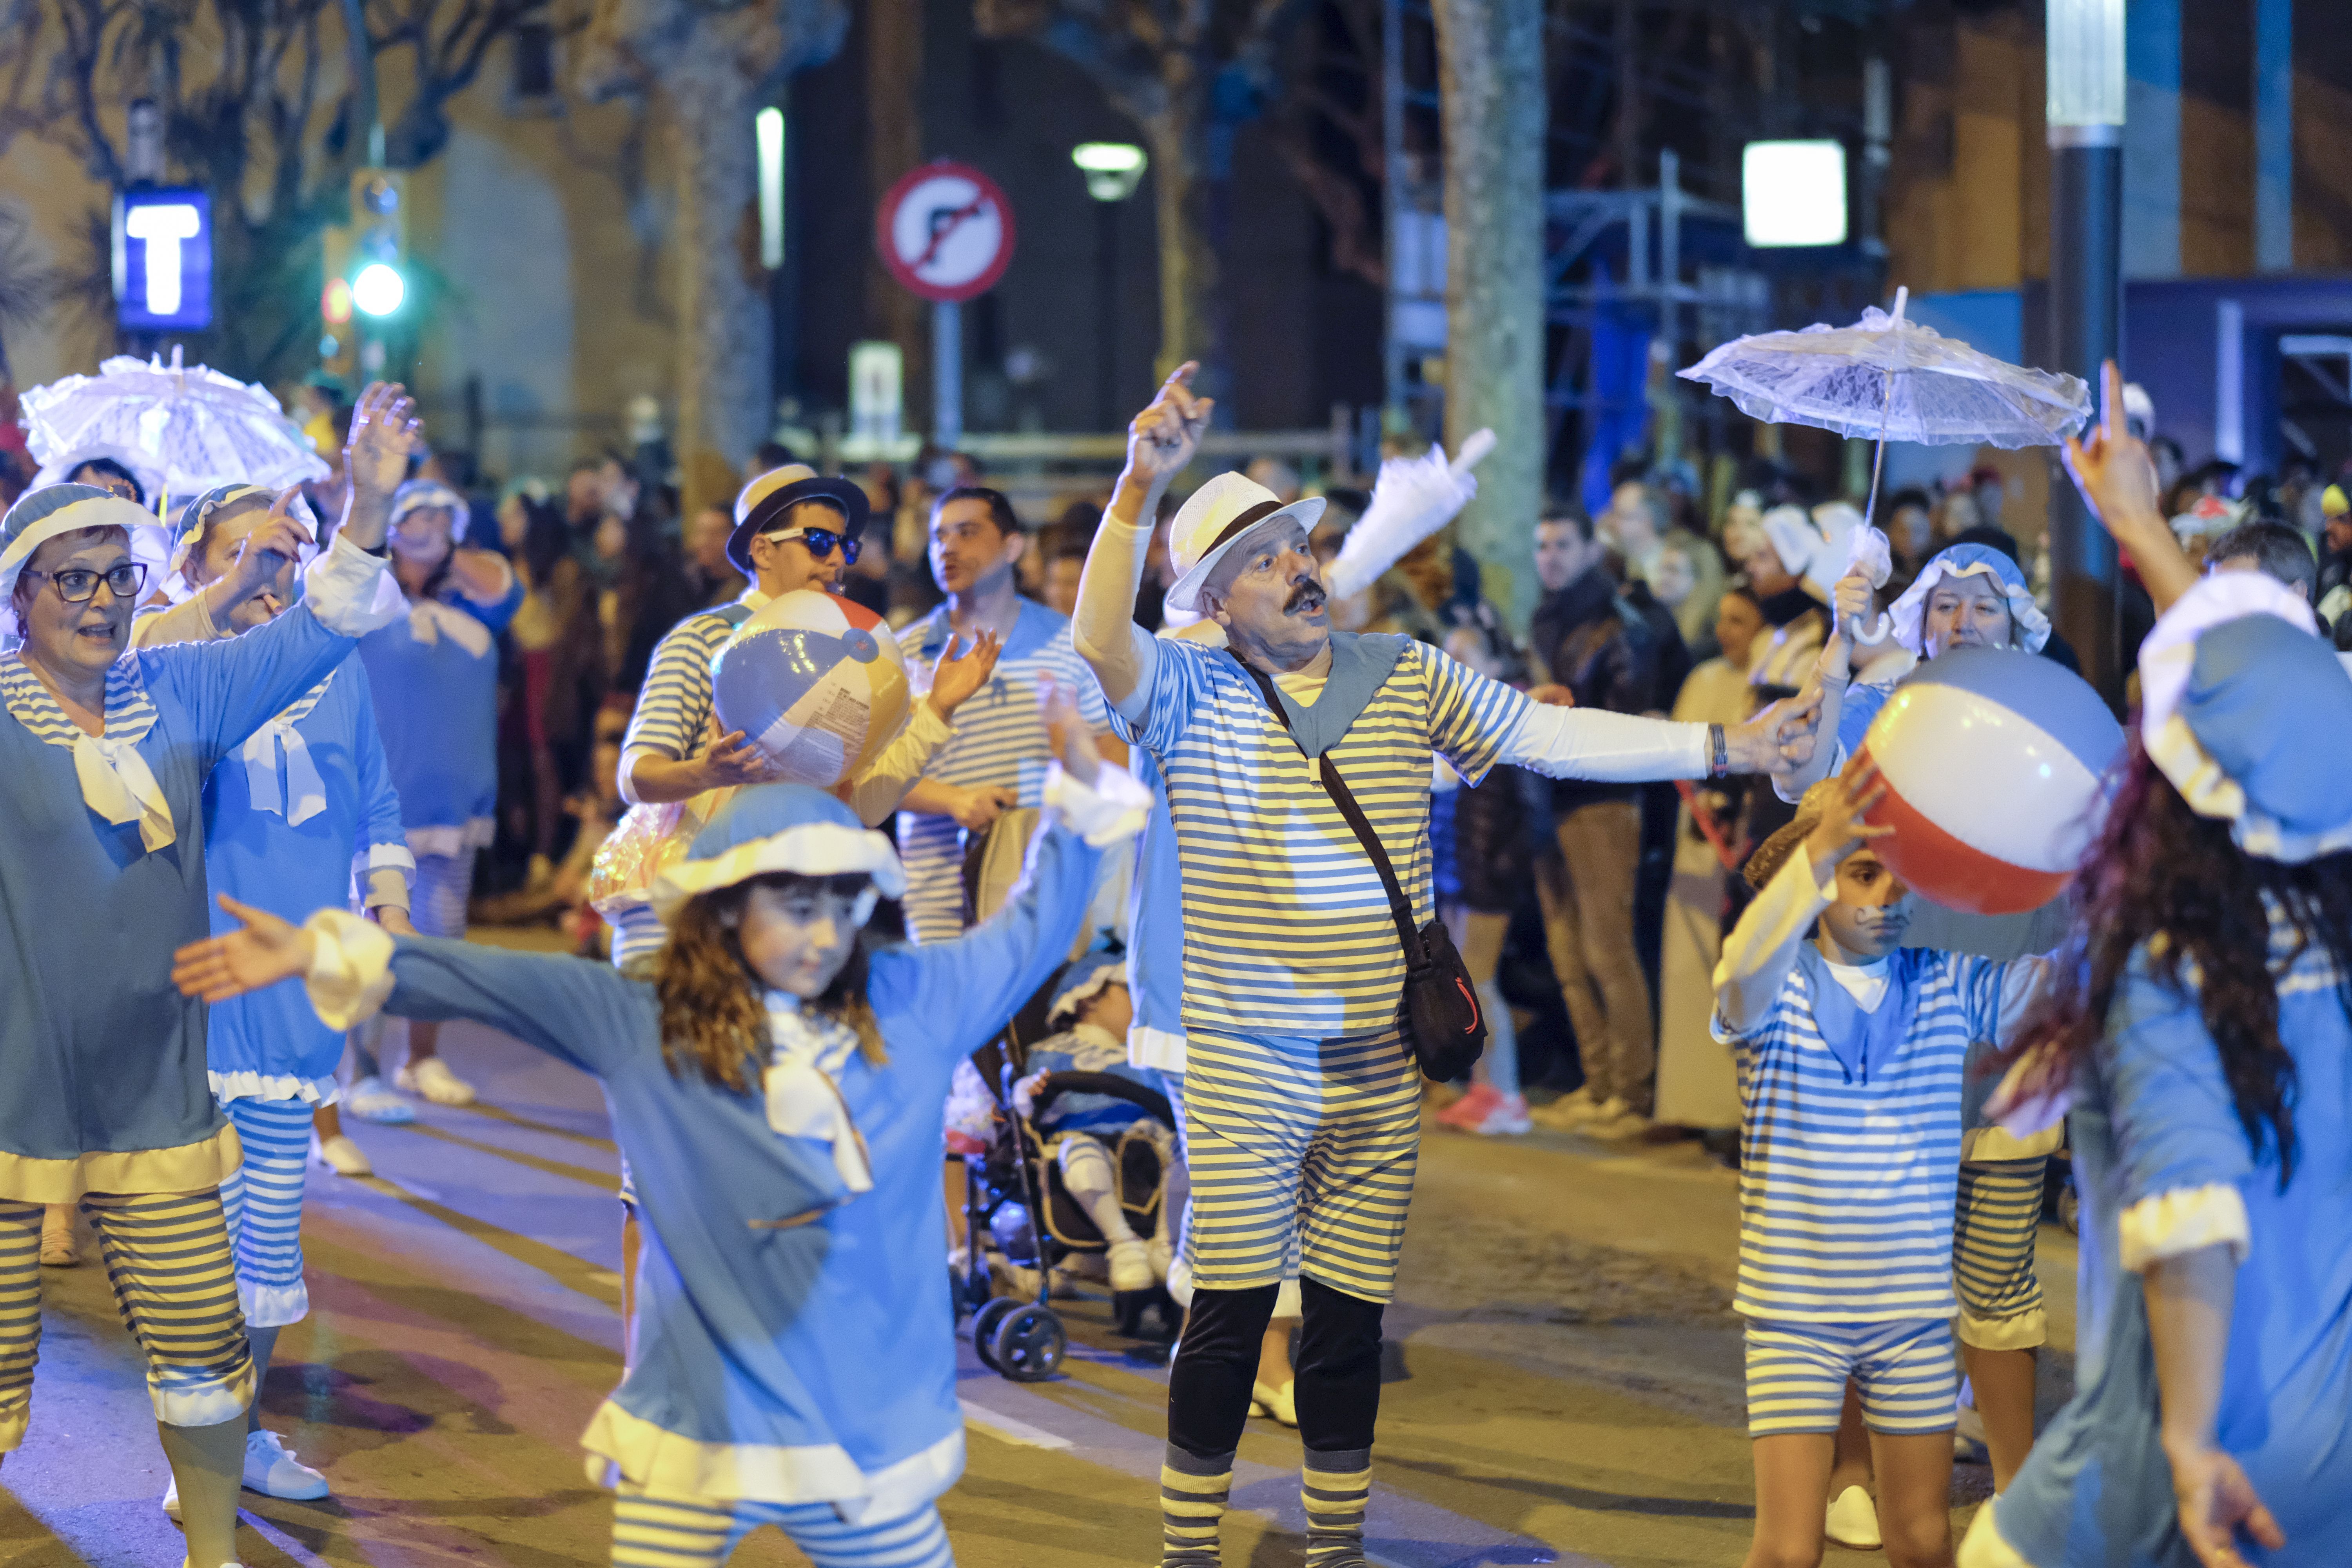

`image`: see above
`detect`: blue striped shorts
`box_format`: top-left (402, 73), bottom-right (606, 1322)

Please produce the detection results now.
top-left (219, 1096), bottom-right (317, 1328)
top-left (1182, 1025), bottom-right (1419, 1303)
top-left (1954, 1157), bottom-right (2049, 1350)
top-left (613, 1484), bottom-right (953, 1568)
top-left (1743, 1318), bottom-right (1958, 1438)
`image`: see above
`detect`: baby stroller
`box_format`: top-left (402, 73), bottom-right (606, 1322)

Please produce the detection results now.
top-left (955, 1010), bottom-right (1180, 1382)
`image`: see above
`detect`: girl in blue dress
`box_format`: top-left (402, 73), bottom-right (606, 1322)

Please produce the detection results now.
top-left (353, 478), bottom-right (524, 1111)
top-left (173, 729), bottom-right (1149, 1567)
top-left (1964, 572), bottom-right (2352, 1568)
top-left (139, 479), bottom-right (418, 1509)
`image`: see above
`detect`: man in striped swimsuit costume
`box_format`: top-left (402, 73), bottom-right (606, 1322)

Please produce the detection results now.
top-left (1075, 367), bottom-right (1823, 1568)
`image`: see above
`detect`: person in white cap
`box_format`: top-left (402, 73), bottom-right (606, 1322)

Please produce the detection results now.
top-left (1073, 364), bottom-right (1821, 1568)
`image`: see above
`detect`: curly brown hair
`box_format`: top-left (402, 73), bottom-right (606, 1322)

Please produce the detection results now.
top-left (654, 874), bottom-right (884, 1094)
top-left (2020, 738), bottom-right (2352, 1187)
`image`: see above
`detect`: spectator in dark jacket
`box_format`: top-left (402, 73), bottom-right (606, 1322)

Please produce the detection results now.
top-left (1524, 510), bottom-right (1665, 1137)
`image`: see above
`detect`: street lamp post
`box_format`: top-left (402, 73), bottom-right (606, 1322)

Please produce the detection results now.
top-left (2047, 0), bottom-right (2126, 705)
top-left (1072, 142), bottom-right (1147, 429)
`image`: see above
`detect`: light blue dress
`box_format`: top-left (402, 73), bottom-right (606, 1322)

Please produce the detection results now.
top-left (356, 576), bottom-right (522, 854)
top-left (354, 822), bottom-right (1104, 1510)
top-left (1986, 917), bottom-right (2352, 1566)
top-left (202, 655), bottom-right (410, 1098)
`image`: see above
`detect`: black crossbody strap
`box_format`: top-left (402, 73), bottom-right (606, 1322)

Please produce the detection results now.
top-left (1240, 662), bottom-right (1424, 962)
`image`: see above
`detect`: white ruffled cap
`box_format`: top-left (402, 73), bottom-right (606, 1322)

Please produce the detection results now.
top-left (1047, 950), bottom-right (1125, 1028)
top-left (651, 784), bottom-right (906, 924)
top-left (2137, 570), bottom-right (2352, 862)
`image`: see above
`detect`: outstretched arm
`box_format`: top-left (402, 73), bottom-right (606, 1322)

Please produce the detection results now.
top-left (1073, 364), bottom-right (1213, 720)
top-left (1497, 684), bottom-right (1822, 782)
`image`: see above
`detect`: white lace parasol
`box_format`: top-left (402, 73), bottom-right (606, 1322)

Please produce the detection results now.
top-left (1677, 289), bottom-right (2091, 450)
top-left (19, 346), bottom-right (329, 502)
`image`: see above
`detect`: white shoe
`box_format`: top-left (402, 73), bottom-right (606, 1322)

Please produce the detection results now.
top-left (161, 1475), bottom-right (179, 1521)
top-left (1528, 1087), bottom-right (1604, 1129)
top-left (1825, 1484), bottom-right (1882, 1550)
top-left (1251, 1377), bottom-right (1297, 1427)
top-left (243, 1428), bottom-right (330, 1500)
top-left (343, 1075), bottom-right (416, 1124)
top-left (311, 1132), bottom-right (372, 1177)
top-left (1107, 1238), bottom-right (1155, 1292)
top-left (1584, 1098), bottom-right (1654, 1140)
top-left (397, 1057), bottom-right (477, 1107)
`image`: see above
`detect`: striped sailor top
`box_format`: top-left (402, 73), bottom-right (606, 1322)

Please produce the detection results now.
top-left (1713, 851), bottom-right (2043, 1323)
top-left (1132, 633), bottom-right (1527, 1040)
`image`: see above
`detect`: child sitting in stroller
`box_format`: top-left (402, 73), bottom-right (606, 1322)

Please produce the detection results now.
top-left (1011, 952), bottom-right (1178, 1293)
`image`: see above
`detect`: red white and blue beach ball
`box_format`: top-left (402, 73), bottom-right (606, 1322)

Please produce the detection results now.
top-left (711, 590), bottom-right (912, 789)
top-left (1856, 646), bottom-right (2124, 915)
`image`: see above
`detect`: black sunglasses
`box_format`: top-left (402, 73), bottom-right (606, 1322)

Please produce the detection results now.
top-left (764, 526), bottom-right (860, 566)
top-left (29, 562), bottom-right (147, 605)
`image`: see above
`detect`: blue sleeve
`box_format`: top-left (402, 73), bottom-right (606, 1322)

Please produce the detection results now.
top-left (1838, 681), bottom-right (1892, 760)
top-left (451, 571), bottom-right (524, 635)
top-left (384, 934), bottom-right (653, 1078)
top-left (136, 601), bottom-right (354, 759)
top-left (873, 822), bottom-right (1106, 1069)
top-left (1421, 643), bottom-right (1535, 786)
top-left (2096, 953), bottom-right (2261, 1204)
top-left (343, 660), bottom-right (408, 857)
top-left (1134, 639), bottom-right (1212, 756)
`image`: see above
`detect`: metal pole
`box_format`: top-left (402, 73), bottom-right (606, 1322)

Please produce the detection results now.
top-left (1096, 200), bottom-right (1118, 429)
top-left (934, 299), bottom-right (962, 452)
top-left (2049, 124), bottom-right (2124, 705)
top-left (1380, 0), bottom-right (1407, 419)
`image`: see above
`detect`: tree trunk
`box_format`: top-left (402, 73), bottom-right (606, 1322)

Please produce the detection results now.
top-left (1432, 0), bottom-right (1546, 626)
top-left (864, 0), bottom-right (926, 432)
top-left (668, 40), bottom-right (771, 513)
top-left (1145, 90), bottom-right (1221, 406)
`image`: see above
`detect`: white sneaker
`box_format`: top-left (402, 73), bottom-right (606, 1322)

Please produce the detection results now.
top-left (311, 1132), bottom-right (372, 1177)
top-left (1529, 1087), bottom-right (1604, 1129)
top-left (1825, 1484), bottom-right (1882, 1549)
top-left (343, 1075), bottom-right (416, 1124)
top-left (1467, 1092), bottom-right (1533, 1136)
top-left (243, 1428), bottom-right (330, 1500)
top-left (1584, 1098), bottom-right (1654, 1140)
top-left (1251, 1377), bottom-right (1298, 1427)
top-left (397, 1057), bottom-right (477, 1107)
top-left (1107, 1238), bottom-right (1155, 1292)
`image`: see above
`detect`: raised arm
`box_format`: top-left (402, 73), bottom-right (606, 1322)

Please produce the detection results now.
top-left (1713, 762), bottom-right (1889, 1032)
top-left (2066, 359), bottom-right (2198, 614)
top-left (1074, 364), bottom-right (1213, 720)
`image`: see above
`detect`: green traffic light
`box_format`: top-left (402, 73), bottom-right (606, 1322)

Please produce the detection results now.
top-left (352, 262), bottom-right (405, 317)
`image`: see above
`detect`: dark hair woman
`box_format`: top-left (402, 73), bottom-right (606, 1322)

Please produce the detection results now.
top-left (1967, 573), bottom-right (2352, 1568)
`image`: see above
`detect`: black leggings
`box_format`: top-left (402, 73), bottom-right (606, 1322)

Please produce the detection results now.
top-left (1168, 1276), bottom-right (1385, 1459)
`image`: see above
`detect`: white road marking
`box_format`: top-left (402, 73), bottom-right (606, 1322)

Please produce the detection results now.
top-left (958, 1397), bottom-right (1074, 1450)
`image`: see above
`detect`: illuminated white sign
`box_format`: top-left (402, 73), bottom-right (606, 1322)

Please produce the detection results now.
top-left (113, 188), bottom-right (214, 329)
top-left (1742, 141), bottom-right (1849, 249)
top-left (124, 203), bottom-right (200, 315)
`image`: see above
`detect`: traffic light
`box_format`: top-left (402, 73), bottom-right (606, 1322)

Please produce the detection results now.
top-left (318, 218), bottom-right (356, 376)
top-left (347, 167), bottom-right (406, 317)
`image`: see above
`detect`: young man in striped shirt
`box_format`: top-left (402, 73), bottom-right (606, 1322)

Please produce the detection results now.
top-left (1076, 367), bottom-right (1821, 1568)
top-left (892, 485), bottom-right (1123, 943)
top-left (1716, 767), bottom-right (2051, 1568)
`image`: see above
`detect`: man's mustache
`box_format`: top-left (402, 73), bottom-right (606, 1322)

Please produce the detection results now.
top-left (1285, 578), bottom-right (1327, 614)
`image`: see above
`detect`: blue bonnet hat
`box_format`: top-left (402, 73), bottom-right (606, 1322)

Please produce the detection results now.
top-left (1886, 542), bottom-right (2051, 655)
top-left (389, 479), bottom-right (472, 543)
top-left (2138, 572), bottom-right (2352, 862)
top-left (650, 784), bottom-right (906, 923)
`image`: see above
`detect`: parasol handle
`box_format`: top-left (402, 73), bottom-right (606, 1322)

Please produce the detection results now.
top-left (1448, 428), bottom-right (1497, 479)
top-left (1891, 285), bottom-right (1907, 324)
top-left (1851, 286), bottom-right (1906, 648)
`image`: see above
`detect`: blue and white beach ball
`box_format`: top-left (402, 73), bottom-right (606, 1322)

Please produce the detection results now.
top-left (1857, 646), bottom-right (2124, 914)
top-left (711, 590), bottom-right (912, 788)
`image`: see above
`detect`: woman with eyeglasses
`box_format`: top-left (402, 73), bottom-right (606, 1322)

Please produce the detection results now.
top-left (172, 708), bottom-right (1147, 1568)
top-left (350, 477), bottom-right (525, 1114)
top-left (0, 383), bottom-right (409, 1568)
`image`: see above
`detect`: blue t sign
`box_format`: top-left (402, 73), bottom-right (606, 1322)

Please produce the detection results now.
top-left (113, 188), bottom-right (213, 330)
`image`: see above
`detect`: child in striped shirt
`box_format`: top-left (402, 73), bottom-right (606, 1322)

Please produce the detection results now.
top-left (1715, 764), bottom-right (2050, 1568)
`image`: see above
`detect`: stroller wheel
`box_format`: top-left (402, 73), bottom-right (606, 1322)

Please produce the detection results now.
top-left (971, 1297), bottom-right (1017, 1371)
top-left (990, 1303), bottom-right (1067, 1383)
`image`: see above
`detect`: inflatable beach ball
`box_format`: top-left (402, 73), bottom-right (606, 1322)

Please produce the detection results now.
top-left (711, 590), bottom-right (912, 788)
top-left (1856, 646), bottom-right (2124, 915)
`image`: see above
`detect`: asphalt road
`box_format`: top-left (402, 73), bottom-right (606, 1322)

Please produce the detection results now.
top-left (0, 951), bottom-right (2078, 1568)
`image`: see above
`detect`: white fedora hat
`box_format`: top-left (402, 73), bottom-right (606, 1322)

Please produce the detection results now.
top-left (1163, 472), bottom-right (1325, 614)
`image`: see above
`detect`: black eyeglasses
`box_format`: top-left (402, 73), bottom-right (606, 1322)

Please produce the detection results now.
top-left (28, 563), bottom-right (147, 604)
top-left (764, 527), bottom-right (860, 566)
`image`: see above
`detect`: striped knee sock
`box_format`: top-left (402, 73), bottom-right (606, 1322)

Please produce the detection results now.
top-left (1160, 1442), bottom-right (1232, 1567)
top-left (1301, 1447), bottom-right (1372, 1568)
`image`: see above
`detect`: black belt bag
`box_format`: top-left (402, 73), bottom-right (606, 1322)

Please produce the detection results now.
top-left (1243, 664), bottom-right (1488, 1082)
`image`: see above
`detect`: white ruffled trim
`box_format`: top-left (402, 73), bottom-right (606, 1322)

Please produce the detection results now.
top-left (210, 1070), bottom-right (341, 1106)
top-left (1956, 1301), bottom-right (2049, 1352)
top-left (405, 817), bottom-right (495, 857)
top-left (238, 1276), bottom-right (310, 1330)
top-left (2118, 1182), bottom-right (2250, 1273)
top-left (303, 909), bottom-right (397, 1031)
top-left (651, 820), bottom-right (908, 922)
top-left (1126, 1024), bottom-right (1187, 1073)
top-left (302, 531), bottom-right (406, 637)
top-left (581, 1400), bottom-right (964, 1518)
top-left (1961, 1122), bottom-right (2066, 1162)
top-left (1043, 760), bottom-right (1151, 847)
top-left (1886, 555), bottom-right (2051, 654)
